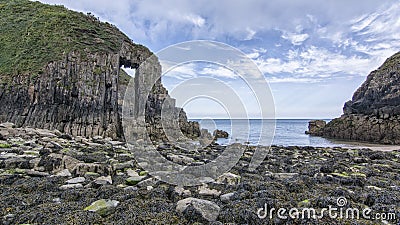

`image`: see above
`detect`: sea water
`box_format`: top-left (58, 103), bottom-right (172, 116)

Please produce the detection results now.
top-left (192, 119), bottom-right (349, 147)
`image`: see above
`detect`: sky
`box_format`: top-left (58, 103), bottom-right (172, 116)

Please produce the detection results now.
top-left (38, 0), bottom-right (400, 119)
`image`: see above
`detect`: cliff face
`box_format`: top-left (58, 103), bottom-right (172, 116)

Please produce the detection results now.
top-left (0, 0), bottom-right (200, 140)
top-left (344, 52), bottom-right (400, 116)
top-left (315, 52), bottom-right (400, 144)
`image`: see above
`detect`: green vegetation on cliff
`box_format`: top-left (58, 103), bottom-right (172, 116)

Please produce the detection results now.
top-left (0, 0), bottom-right (143, 76)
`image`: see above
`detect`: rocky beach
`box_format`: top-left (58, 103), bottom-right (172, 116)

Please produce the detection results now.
top-left (0, 123), bottom-right (399, 224)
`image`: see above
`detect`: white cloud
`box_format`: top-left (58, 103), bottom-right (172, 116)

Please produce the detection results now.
top-left (253, 46), bottom-right (376, 82)
top-left (38, 0), bottom-right (395, 46)
top-left (281, 32), bottom-right (309, 45)
top-left (199, 66), bottom-right (238, 79)
top-left (244, 27), bottom-right (257, 41)
top-left (320, 2), bottom-right (400, 59)
top-left (164, 63), bottom-right (198, 79)
top-left (246, 52), bottom-right (260, 59)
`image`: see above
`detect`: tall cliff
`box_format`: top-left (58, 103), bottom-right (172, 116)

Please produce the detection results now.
top-left (0, 0), bottom-right (200, 140)
top-left (315, 51), bottom-right (400, 144)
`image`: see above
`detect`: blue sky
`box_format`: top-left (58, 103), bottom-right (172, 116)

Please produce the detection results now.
top-left (38, 0), bottom-right (400, 119)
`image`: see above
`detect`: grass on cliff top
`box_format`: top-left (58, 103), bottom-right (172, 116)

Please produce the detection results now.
top-left (0, 0), bottom-right (146, 77)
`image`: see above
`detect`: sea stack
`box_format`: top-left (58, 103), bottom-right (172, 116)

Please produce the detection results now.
top-left (309, 52), bottom-right (400, 144)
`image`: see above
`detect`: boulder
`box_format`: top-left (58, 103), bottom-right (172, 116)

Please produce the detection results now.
top-left (84, 199), bottom-right (119, 217)
top-left (126, 176), bottom-right (146, 186)
top-left (213, 129), bottom-right (229, 139)
top-left (176, 197), bottom-right (220, 222)
top-left (66, 177), bottom-right (85, 184)
top-left (305, 120), bottom-right (326, 135)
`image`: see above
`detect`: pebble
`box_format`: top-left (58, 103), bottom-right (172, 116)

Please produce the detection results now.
top-left (66, 177), bottom-right (86, 184)
top-left (198, 184), bottom-right (221, 197)
top-left (59, 184), bottom-right (83, 190)
top-left (56, 169), bottom-right (72, 177)
top-left (94, 176), bottom-right (113, 185)
top-left (220, 192), bottom-right (235, 203)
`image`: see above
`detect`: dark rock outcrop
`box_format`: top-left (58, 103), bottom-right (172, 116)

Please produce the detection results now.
top-left (213, 129), bottom-right (229, 139)
top-left (0, 0), bottom-right (200, 141)
top-left (313, 52), bottom-right (400, 144)
top-left (305, 120), bottom-right (326, 135)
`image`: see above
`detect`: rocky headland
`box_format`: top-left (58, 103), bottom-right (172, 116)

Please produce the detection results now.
top-left (308, 52), bottom-right (400, 145)
top-left (0, 0), bottom-right (200, 141)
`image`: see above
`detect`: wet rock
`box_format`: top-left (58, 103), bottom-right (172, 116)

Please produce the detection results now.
top-left (126, 176), bottom-right (145, 186)
top-left (26, 170), bottom-right (49, 177)
top-left (72, 163), bottom-right (111, 176)
top-left (354, 157), bottom-right (368, 163)
top-left (213, 129), bottom-right (229, 139)
top-left (46, 141), bottom-right (63, 150)
top-left (216, 172), bottom-right (241, 185)
top-left (109, 140), bottom-right (125, 146)
top-left (66, 177), bottom-right (86, 184)
top-left (176, 197), bottom-right (220, 222)
top-left (59, 183), bottom-right (83, 190)
top-left (3, 158), bottom-right (31, 169)
top-left (369, 152), bottom-right (386, 160)
top-left (198, 184), bottom-right (221, 197)
top-left (220, 192), bottom-right (235, 203)
top-left (174, 186), bottom-right (191, 197)
top-left (62, 155), bottom-right (81, 172)
top-left (137, 177), bottom-right (158, 188)
top-left (366, 185), bottom-right (382, 191)
top-left (58, 133), bottom-right (73, 140)
top-left (305, 120), bottom-right (326, 135)
top-left (124, 186), bottom-right (138, 192)
top-left (36, 129), bottom-right (57, 138)
top-left (38, 153), bottom-right (63, 172)
top-left (112, 161), bottom-right (134, 171)
top-left (94, 176), bottom-right (113, 186)
top-left (84, 199), bottom-right (119, 216)
top-left (126, 168), bottom-right (139, 177)
top-left (56, 169), bottom-right (72, 177)
top-left (0, 122), bottom-right (15, 129)
top-left (146, 186), bottom-right (154, 191)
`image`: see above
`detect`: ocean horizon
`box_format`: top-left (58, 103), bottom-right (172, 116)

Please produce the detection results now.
top-left (191, 118), bottom-right (378, 148)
